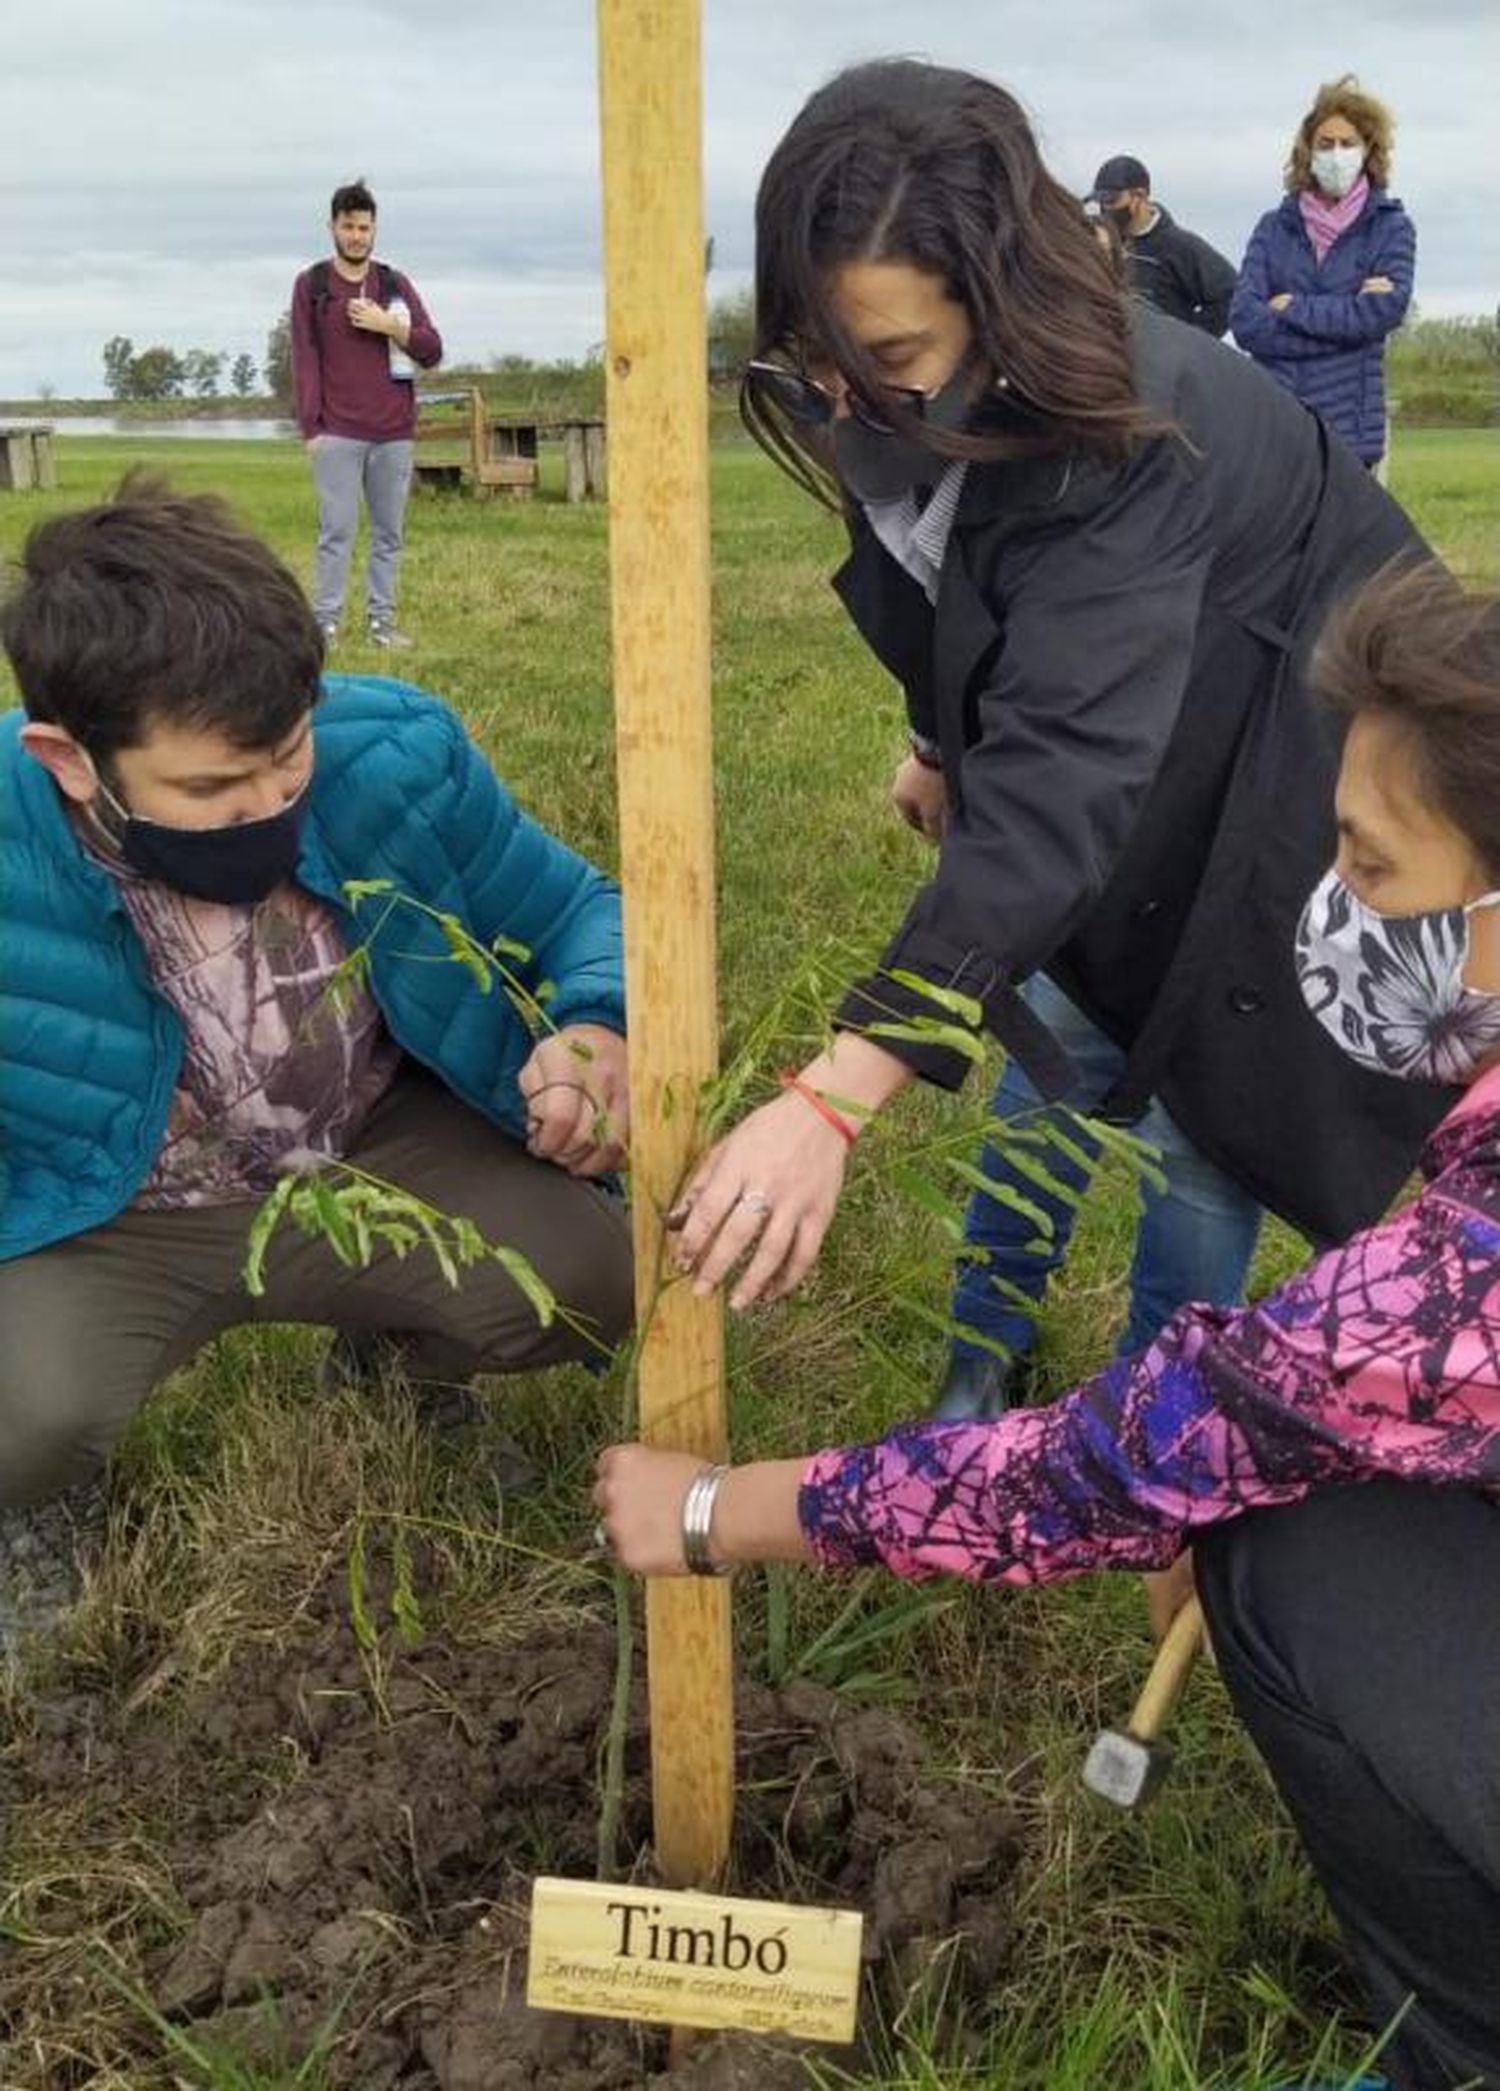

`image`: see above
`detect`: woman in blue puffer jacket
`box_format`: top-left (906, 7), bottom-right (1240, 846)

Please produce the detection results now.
top-left (1231, 76), bottom-right (1414, 471)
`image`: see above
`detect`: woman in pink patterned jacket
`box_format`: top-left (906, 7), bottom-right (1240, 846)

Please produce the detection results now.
top-left (597, 564), bottom-right (1500, 2091)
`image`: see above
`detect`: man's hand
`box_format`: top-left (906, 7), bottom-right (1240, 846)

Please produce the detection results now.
top-left (518, 1025), bottom-right (629, 1177)
top-left (348, 297), bottom-right (399, 338)
top-left (1359, 275), bottom-right (1394, 295)
top-left (1268, 292), bottom-right (1293, 313)
top-left (891, 753), bottom-right (947, 842)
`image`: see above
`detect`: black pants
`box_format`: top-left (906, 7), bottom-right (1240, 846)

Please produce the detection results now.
top-left (1196, 1482), bottom-right (1500, 2090)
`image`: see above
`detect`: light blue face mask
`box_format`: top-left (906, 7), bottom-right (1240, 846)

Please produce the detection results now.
top-left (1294, 868), bottom-right (1500, 1085)
top-left (1309, 144), bottom-right (1364, 199)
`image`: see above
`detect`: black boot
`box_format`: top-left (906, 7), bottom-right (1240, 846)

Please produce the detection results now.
top-left (929, 1351), bottom-right (1017, 1422)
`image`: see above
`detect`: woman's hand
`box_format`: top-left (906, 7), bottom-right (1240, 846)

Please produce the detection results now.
top-left (891, 754), bottom-right (948, 842)
top-left (594, 1446), bottom-right (708, 1574)
top-left (518, 1025), bottom-right (629, 1177)
top-left (1268, 292), bottom-right (1293, 313)
top-left (669, 1038), bottom-right (911, 1308)
top-left (593, 1446), bottom-right (812, 1573)
top-left (1359, 275), bottom-right (1394, 295)
top-left (669, 1091), bottom-right (851, 1308)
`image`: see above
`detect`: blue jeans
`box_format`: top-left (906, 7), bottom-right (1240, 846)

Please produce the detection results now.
top-left (949, 975), bottom-right (1262, 1365)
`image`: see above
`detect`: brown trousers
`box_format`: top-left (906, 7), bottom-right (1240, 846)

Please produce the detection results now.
top-left (0, 1068), bottom-right (634, 1508)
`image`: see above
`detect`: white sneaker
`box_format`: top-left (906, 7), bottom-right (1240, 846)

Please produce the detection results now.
top-left (367, 618), bottom-right (414, 650)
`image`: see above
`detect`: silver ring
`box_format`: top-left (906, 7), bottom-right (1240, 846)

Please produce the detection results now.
top-left (738, 1189), bottom-right (773, 1218)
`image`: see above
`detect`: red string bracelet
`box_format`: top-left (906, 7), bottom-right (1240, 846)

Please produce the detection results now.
top-left (777, 1069), bottom-right (859, 1147)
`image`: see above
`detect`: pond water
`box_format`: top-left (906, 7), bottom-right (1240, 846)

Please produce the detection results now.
top-left (35, 417), bottom-right (295, 441)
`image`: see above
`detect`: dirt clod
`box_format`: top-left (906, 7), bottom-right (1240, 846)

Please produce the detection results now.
top-left (3, 1578), bottom-right (1022, 2087)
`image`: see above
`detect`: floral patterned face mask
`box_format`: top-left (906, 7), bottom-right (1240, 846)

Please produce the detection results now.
top-left (1295, 868), bottom-right (1500, 1085)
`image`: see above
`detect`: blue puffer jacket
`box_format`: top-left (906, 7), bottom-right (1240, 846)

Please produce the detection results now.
top-left (1229, 187), bottom-right (1415, 463)
top-left (0, 676), bottom-right (625, 1261)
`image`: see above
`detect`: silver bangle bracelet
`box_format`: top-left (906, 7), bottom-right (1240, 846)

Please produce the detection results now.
top-left (681, 1463), bottom-right (732, 1576)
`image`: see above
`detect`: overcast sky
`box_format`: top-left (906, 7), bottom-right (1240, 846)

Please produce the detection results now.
top-left (2, 0), bottom-right (1493, 399)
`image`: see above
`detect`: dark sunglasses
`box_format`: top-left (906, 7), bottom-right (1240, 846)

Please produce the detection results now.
top-left (741, 358), bottom-right (932, 437)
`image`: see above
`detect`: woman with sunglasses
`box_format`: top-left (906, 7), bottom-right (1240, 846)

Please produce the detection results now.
top-left (670, 58), bottom-right (1443, 1402)
top-left (600, 563), bottom-right (1500, 2091)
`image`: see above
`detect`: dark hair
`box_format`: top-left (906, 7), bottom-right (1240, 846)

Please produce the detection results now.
top-left (1286, 76), bottom-right (1394, 193)
top-left (331, 178), bottom-right (376, 219)
top-left (0, 473), bottom-right (323, 759)
top-left (1315, 560), bottom-right (1500, 880)
top-left (745, 58), bottom-right (1155, 502)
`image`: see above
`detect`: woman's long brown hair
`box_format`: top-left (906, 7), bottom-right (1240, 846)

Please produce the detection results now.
top-left (742, 59), bottom-right (1158, 506)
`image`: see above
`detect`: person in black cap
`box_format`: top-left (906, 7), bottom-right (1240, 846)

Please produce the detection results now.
top-left (1090, 154), bottom-right (1238, 337)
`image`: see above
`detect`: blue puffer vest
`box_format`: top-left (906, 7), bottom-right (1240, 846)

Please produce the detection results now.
top-left (1229, 187), bottom-right (1415, 463)
top-left (0, 676), bottom-right (624, 1261)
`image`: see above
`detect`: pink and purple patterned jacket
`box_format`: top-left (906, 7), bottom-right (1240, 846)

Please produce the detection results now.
top-left (799, 1064), bottom-right (1500, 1583)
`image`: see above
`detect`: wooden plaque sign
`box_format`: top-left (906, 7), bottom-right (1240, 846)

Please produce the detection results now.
top-left (527, 1877), bottom-right (864, 2042)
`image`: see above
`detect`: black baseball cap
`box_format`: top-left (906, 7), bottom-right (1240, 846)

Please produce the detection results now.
top-left (1088, 155), bottom-right (1151, 200)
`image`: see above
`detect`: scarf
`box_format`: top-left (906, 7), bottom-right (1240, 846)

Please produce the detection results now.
top-left (1299, 173), bottom-right (1370, 262)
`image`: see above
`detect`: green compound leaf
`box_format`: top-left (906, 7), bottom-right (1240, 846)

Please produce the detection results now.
top-left (941, 1158), bottom-right (1057, 1239)
top-left (492, 1244), bottom-right (557, 1327)
top-left (887, 1164), bottom-right (965, 1241)
top-left (243, 1172), bottom-right (297, 1298)
top-left (865, 1019), bottom-right (987, 1066)
top-left (439, 916), bottom-right (493, 994)
top-left (883, 970), bottom-right (985, 1029)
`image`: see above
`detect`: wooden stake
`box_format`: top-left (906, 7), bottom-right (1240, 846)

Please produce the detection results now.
top-left (596, 0), bottom-right (734, 1893)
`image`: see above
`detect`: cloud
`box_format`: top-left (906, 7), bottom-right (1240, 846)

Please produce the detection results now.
top-left (3, 0), bottom-right (1491, 394)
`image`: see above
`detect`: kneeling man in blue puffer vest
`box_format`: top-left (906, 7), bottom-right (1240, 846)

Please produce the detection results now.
top-left (0, 477), bottom-right (634, 1595)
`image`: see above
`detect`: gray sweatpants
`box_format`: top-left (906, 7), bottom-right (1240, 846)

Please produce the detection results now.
top-left (309, 434), bottom-right (415, 625)
top-left (0, 1068), bottom-right (634, 1508)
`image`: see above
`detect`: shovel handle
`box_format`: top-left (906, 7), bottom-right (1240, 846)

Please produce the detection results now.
top-left (1129, 1594), bottom-right (1205, 1741)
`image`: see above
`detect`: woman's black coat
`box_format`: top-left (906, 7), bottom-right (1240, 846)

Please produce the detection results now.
top-left (834, 305), bottom-right (1448, 1244)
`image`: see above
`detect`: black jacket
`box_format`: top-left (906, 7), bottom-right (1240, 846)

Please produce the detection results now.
top-left (834, 307), bottom-right (1448, 1245)
top-left (1124, 207), bottom-right (1237, 336)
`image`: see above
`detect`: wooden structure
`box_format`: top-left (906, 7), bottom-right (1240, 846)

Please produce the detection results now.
top-left (561, 417), bottom-right (607, 501)
top-left (410, 390), bottom-right (605, 502)
top-left (411, 388), bottom-right (539, 499)
top-left (0, 422), bottom-right (57, 492)
top-left (597, 0), bottom-right (734, 1896)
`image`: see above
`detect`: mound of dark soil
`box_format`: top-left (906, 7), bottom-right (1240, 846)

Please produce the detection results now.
top-left (6, 1580), bottom-right (1021, 2088)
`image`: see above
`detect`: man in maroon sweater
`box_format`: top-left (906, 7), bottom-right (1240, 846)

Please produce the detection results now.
top-left (290, 180), bottom-right (443, 649)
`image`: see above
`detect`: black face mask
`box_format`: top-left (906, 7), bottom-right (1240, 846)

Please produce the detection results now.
top-left (95, 774), bottom-right (310, 905)
top-left (831, 357), bottom-right (977, 505)
top-left (1104, 204), bottom-right (1135, 234)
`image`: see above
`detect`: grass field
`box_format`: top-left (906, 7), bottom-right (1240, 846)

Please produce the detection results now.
top-left (0, 426), bottom-right (1494, 2090)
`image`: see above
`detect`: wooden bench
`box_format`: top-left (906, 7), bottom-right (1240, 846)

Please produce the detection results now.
top-left (0, 422), bottom-right (57, 492)
top-left (410, 392), bottom-right (606, 501)
top-left (411, 389), bottom-right (540, 500)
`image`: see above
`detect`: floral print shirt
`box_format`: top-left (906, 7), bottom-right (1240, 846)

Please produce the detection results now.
top-left (799, 1064), bottom-right (1500, 1583)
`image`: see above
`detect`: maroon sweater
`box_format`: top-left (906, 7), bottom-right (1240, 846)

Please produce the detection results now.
top-left (290, 262), bottom-right (442, 442)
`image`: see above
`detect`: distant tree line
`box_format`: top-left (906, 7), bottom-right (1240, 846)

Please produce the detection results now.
top-left (102, 337), bottom-right (258, 402)
top-left (252, 287), bottom-right (757, 412)
top-left (97, 300), bottom-right (1495, 424)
